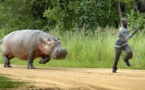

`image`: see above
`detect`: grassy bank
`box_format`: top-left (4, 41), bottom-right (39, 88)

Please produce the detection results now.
top-left (0, 75), bottom-right (25, 89)
top-left (0, 27), bottom-right (145, 69)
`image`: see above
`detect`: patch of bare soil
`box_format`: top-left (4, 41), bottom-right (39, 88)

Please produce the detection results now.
top-left (0, 65), bottom-right (145, 90)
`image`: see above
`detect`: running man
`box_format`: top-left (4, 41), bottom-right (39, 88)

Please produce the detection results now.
top-left (112, 18), bottom-right (138, 73)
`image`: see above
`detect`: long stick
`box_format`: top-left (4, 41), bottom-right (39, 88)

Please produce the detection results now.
top-left (117, 0), bottom-right (122, 25)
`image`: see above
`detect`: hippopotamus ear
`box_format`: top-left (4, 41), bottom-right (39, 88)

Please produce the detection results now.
top-left (46, 38), bottom-right (55, 47)
top-left (58, 38), bottom-right (61, 44)
top-left (46, 38), bottom-right (51, 45)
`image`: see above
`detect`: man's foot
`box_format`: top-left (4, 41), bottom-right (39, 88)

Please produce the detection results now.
top-left (124, 60), bottom-right (131, 66)
top-left (4, 65), bottom-right (12, 67)
top-left (112, 67), bottom-right (117, 73)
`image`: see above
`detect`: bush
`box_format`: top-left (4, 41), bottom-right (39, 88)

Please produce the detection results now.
top-left (127, 10), bottom-right (145, 30)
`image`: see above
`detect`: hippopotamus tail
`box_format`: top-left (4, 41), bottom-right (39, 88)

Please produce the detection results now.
top-left (0, 39), bottom-right (3, 44)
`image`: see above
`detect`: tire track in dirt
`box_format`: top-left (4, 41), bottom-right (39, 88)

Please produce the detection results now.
top-left (0, 65), bottom-right (145, 90)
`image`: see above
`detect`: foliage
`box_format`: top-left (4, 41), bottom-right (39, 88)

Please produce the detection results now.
top-left (127, 10), bottom-right (145, 30)
top-left (0, 0), bottom-right (145, 32)
top-left (123, 0), bottom-right (135, 3)
top-left (43, 0), bottom-right (119, 31)
top-left (0, 0), bottom-right (46, 34)
top-left (30, 0), bottom-right (52, 19)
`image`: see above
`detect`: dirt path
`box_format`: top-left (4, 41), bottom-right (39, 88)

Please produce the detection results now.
top-left (0, 65), bottom-right (145, 90)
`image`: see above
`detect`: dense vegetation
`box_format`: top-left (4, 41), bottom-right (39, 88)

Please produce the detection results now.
top-left (0, 0), bottom-right (145, 33)
top-left (0, 0), bottom-right (145, 69)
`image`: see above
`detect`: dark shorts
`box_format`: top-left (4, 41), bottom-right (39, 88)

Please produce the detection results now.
top-left (115, 44), bottom-right (132, 53)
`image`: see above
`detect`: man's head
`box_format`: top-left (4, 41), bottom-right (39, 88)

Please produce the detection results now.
top-left (121, 18), bottom-right (128, 27)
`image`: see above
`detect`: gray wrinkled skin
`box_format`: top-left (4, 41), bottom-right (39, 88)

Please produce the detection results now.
top-left (0, 30), bottom-right (67, 69)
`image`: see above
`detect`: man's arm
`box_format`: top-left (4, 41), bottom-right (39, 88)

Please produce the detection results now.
top-left (126, 28), bottom-right (138, 39)
top-left (119, 28), bottom-right (138, 40)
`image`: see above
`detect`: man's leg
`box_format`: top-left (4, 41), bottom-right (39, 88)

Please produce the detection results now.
top-left (112, 47), bottom-right (122, 73)
top-left (123, 44), bottom-right (133, 66)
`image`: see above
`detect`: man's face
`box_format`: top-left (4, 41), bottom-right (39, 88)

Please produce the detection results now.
top-left (123, 20), bottom-right (128, 25)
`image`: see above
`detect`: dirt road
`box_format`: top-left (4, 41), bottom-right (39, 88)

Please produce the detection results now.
top-left (0, 65), bottom-right (145, 90)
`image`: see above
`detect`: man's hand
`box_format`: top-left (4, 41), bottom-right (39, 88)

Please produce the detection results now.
top-left (132, 28), bottom-right (138, 35)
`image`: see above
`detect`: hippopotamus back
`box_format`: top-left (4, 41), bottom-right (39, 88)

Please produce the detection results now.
top-left (2, 30), bottom-right (43, 60)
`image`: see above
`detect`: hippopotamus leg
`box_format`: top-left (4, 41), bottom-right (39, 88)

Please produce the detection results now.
top-left (39, 55), bottom-right (51, 64)
top-left (27, 51), bottom-right (35, 69)
top-left (2, 55), bottom-right (11, 67)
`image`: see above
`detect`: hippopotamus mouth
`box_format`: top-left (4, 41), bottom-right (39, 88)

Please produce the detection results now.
top-left (51, 47), bottom-right (67, 59)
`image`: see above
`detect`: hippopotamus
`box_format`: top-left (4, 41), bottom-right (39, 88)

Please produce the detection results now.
top-left (0, 30), bottom-right (67, 69)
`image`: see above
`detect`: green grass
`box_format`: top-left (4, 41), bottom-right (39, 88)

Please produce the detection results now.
top-left (0, 75), bottom-right (24, 88)
top-left (0, 27), bottom-right (145, 69)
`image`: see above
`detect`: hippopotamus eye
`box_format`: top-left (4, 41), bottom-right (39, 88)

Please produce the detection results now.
top-left (51, 41), bottom-right (55, 47)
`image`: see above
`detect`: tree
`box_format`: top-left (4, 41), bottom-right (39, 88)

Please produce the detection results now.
top-left (43, 0), bottom-right (119, 31)
top-left (0, 0), bottom-right (46, 34)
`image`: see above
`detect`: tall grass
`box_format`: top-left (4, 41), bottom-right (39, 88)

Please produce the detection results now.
top-left (0, 27), bottom-right (145, 69)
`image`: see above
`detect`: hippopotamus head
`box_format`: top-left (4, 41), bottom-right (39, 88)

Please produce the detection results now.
top-left (39, 34), bottom-right (67, 59)
top-left (50, 38), bottom-right (67, 59)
